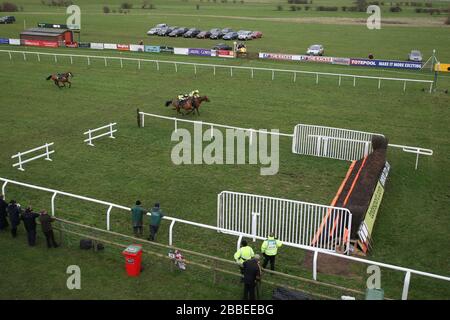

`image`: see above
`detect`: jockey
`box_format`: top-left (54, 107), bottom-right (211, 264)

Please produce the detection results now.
top-left (189, 89), bottom-right (200, 99)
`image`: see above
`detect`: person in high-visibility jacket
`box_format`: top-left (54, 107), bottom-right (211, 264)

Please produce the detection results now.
top-left (261, 233), bottom-right (282, 271)
top-left (234, 239), bottom-right (255, 275)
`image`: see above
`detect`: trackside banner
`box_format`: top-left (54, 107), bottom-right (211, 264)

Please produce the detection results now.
top-left (0, 38), bottom-right (9, 44)
top-left (129, 44), bottom-right (144, 52)
top-left (188, 48), bottom-right (212, 56)
top-left (350, 58), bottom-right (422, 70)
top-left (217, 50), bottom-right (235, 58)
top-left (24, 40), bottom-right (58, 48)
top-left (90, 43), bottom-right (104, 49)
top-left (174, 47), bottom-right (189, 55)
top-left (145, 45), bottom-right (161, 53)
top-left (78, 42), bottom-right (90, 48)
top-left (103, 43), bottom-right (117, 50)
top-left (259, 52), bottom-right (302, 61)
top-left (117, 44), bottom-right (130, 51)
top-left (9, 38), bottom-right (21, 45)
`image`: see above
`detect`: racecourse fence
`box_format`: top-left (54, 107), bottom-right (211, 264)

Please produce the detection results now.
top-left (139, 112), bottom-right (433, 170)
top-left (1, 176), bottom-right (449, 300)
top-left (84, 123), bottom-right (117, 146)
top-left (11, 142), bottom-right (54, 171)
top-left (0, 49), bottom-right (435, 92)
top-left (217, 191), bottom-right (352, 253)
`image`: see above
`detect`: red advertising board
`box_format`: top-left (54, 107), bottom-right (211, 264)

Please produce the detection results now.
top-left (65, 42), bottom-right (78, 48)
top-left (117, 44), bottom-right (130, 51)
top-left (24, 40), bottom-right (58, 48)
top-left (217, 50), bottom-right (235, 58)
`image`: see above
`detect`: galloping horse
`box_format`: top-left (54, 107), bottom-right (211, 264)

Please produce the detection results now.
top-left (46, 72), bottom-right (73, 88)
top-left (165, 96), bottom-right (210, 115)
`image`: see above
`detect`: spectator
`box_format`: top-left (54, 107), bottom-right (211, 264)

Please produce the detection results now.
top-left (39, 210), bottom-right (58, 248)
top-left (21, 206), bottom-right (40, 246)
top-left (131, 200), bottom-right (146, 237)
top-left (148, 203), bottom-right (164, 241)
top-left (0, 195), bottom-right (8, 231)
top-left (242, 254), bottom-right (261, 300)
top-left (369, 53), bottom-right (374, 59)
top-left (7, 200), bottom-right (21, 238)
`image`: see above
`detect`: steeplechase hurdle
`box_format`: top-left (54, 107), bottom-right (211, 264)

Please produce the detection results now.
top-left (83, 123), bottom-right (117, 146)
top-left (11, 142), bottom-right (54, 171)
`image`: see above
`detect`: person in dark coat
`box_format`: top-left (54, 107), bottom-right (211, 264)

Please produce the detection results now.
top-left (39, 210), bottom-right (58, 248)
top-left (0, 195), bottom-right (9, 231)
top-left (7, 200), bottom-right (21, 238)
top-left (242, 254), bottom-right (261, 300)
top-left (21, 206), bottom-right (40, 246)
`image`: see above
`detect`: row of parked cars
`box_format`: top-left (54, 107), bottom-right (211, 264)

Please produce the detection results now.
top-left (0, 16), bottom-right (16, 24)
top-left (147, 24), bottom-right (262, 40)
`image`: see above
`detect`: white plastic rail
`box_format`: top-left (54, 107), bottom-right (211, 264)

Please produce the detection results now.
top-left (83, 123), bottom-right (117, 146)
top-left (11, 142), bottom-right (54, 171)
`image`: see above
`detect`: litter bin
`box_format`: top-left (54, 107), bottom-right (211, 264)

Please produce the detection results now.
top-left (122, 245), bottom-right (143, 277)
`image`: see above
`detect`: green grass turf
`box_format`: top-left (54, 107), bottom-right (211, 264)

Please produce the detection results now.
top-left (0, 0), bottom-right (449, 300)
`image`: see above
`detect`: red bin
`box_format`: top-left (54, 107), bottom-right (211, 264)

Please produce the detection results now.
top-left (122, 245), bottom-right (143, 277)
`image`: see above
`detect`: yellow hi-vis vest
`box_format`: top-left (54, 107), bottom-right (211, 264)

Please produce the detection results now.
top-left (261, 237), bottom-right (282, 256)
top-left (234, 246), bottom-right (254, 264)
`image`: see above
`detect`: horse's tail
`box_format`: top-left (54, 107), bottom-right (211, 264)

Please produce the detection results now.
top-left (46, 75), bottom-right (52, 80)
top-left (165, 100), bottom-right (172, 107)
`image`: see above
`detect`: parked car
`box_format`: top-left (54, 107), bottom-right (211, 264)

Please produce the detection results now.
top-left (223, 32), bottom-right (238, 40)
top-left (212, 43), bottom-right (233, 51)
top-left (251, 31), bottom-right (263, 39)
top-left (0, 16), bottom-right (16, 24)
top-left (408, 50), bottom-right (423, 62)
top-left (238, 31), bottom-right (253, 41)
top-left (183, 28), bottom-right (201, 38)
top-left (147, 23), bottom-right (168, 35)
top-left (169, 27), bottom-right (188, 37)
top-left (196, 31), bottom-right (211, 39)
top-left (210, 28), bottom-right (224, 39)
top-left (221, 28), bottom-right (233, 34)
top-left (307, 44), bottom-right (324, 56)
top-left (158, 26), bottom-right (176, 36)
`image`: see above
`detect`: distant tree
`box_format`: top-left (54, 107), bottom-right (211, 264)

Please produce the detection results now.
top-left (103, 6), bottom-right (110, 14)
top-left (1, 2), bottom-right (19, 11)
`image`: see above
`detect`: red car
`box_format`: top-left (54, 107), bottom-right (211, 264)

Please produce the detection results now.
top-left (252, 31), bottom-right (263, 39)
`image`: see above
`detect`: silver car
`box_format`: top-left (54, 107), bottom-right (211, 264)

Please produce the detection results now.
top-left (307, 44), bottom-right (324, 56)
top-left (408, 50), bottom-right (423, 62)
top-left (238, 31), bottom-right (253, 40)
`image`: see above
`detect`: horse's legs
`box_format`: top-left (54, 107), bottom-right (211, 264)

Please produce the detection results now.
top-left (68, 80), bottom-right (71, 88)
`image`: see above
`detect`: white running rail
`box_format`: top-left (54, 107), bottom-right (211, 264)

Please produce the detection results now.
top-left (0, 176), bottom-right (448, 300)
top-left (0, 49), bottom-right (435, 92)
top-left (83, 123), bottom-right (117, 146)
top-left (11, 142), bottom-right (54, 171)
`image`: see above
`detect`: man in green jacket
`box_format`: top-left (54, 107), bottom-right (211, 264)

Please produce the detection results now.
top-left (148, 203), bottom-right (164, 241)
top-left (131, 200), bottom-right (146, 237)
top-left (261, 233), bottom-right (282, 271)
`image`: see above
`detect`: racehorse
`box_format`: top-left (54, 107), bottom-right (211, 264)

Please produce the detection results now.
top-left (46, 72), bottom-right (73, 88)
top-left (165, 96), bottom-right (210, 115)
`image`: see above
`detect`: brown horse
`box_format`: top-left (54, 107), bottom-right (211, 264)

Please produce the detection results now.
top-left (46, 72), bottom-right (73, 88)
top-left (165, 96), bottom-right (210, 115)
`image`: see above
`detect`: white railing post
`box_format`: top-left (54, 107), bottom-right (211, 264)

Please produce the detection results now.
top-left (194, 64), bottom-right (197, 75)
top-left (415, 153), bottom-right (420, 170)
top-left (353, 76), bottom-right (356, 87)
top-left (249, 129), bottom-right (253, 145)
top-left (211, 125), bottom-right (214, 139)
top-left (104, 57), bottom-right (107, 67)
top-left (174, 62), bottom-right (178, 72)
top-left (251, 68), bottom-right (254, 79)
top-left (293, 72), bottom-right (296, 82)
top-left (174, 118), bottom-right (178, 132)
top-left (156, 61), bottom-right (159, 71)
top-left (251, 212), bottom-right (259, 242)
top-left (8, 51), bottom-right (12, 60)
top-left (429, 82), bottom-right (433, 93)
top-left (313, 250), bottom-right (318, 280)
top-left (109, 123), bottom-right (115, 139)
top-left (316, 73), bottom-right (319, 84)
top-left (106, 205), bottom-right (113, 231)
top-left (236, 234), bottom-right (243, 252)
top-left (141, 113), bottom-right (145, 128)
top-left (37, 53), bottom-right (40, 62)
top-left (378, 79), bottom-right (381, 89)
top-left (338, 75), bottom-right (342, 87)
top-left (169, 220), bottom-right (176, 246)
top-left (88, 130), bottom-right (94, 146)
top-left (402, 271), bottom-right (411, 300)
top-left (230, 67), bottom-right (233, 77)
top-left (271, 70), bottom-right (274, 81)
top-left (51, 192), bottom-right (57, 216)
top-left (54, 54), bottom-right (57, 63)
top-left (70, 55), bottom-right (73, 64)
top-left (213, 65), bottom-right (216, 76)
top-left (23, 52), bottom-right (26, 61)
top-left (403, 81), bottom-right (406, 92)
top-left (87, 57), bottom-right (90, 65)
top-left (17, 152), bottom-right (24, 171)
top-left (138, 59), bottom-right (141, 70)
top-left (120, 58), bottom-right (123, 68)
top-left (1, 181), bottom-right (8, 197)
top-left (45, 143), bottom-right (52, 161)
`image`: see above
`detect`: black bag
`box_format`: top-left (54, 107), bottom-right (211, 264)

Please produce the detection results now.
top-left (80, 239), bottom-right (93, 250)
top-left (96, 243), bottom-right (104, 251)
top-left (272, 287), bottom-right (311, 300)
